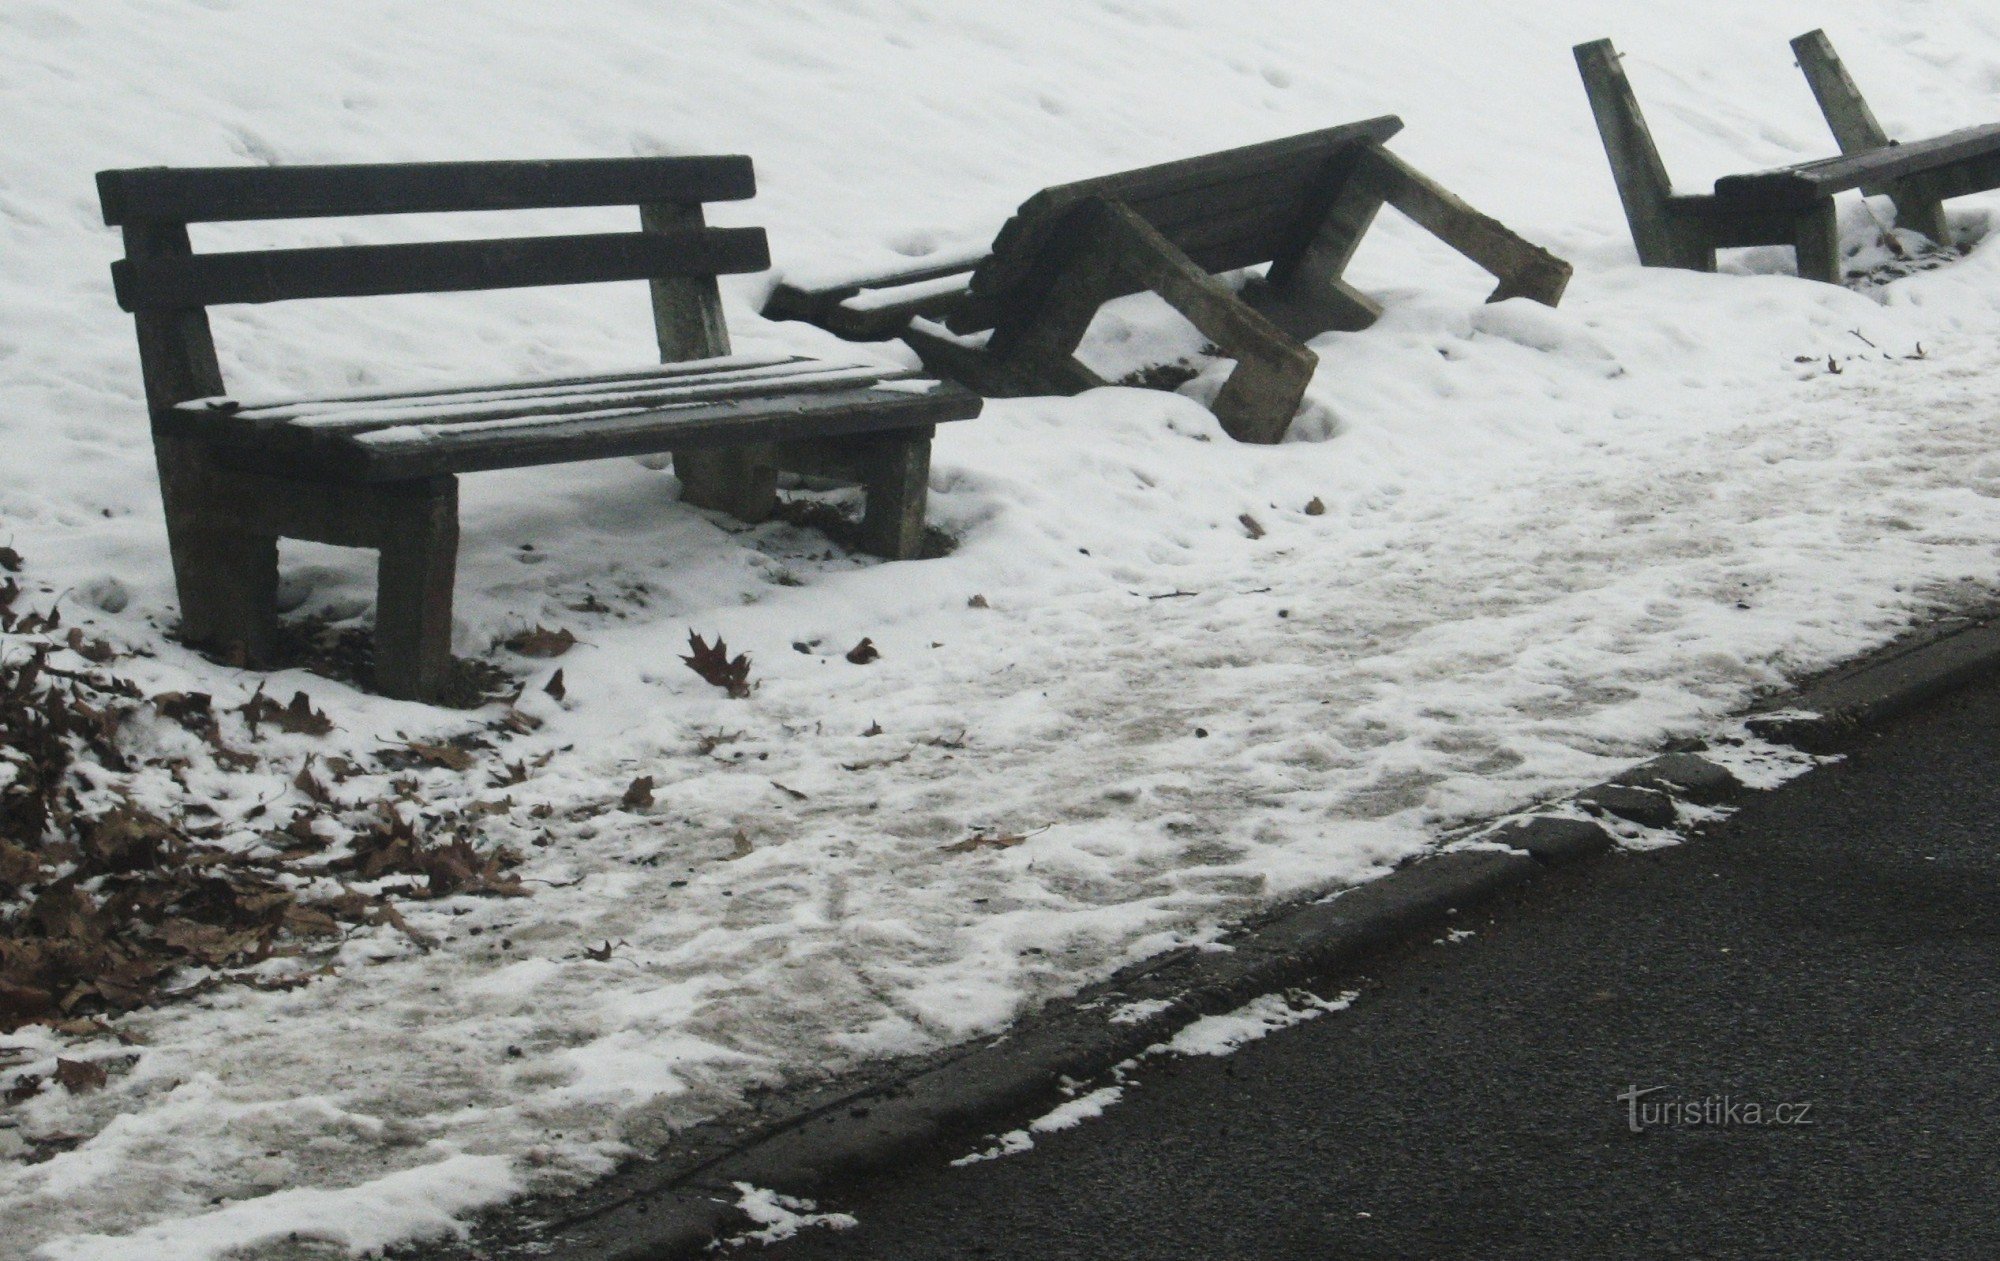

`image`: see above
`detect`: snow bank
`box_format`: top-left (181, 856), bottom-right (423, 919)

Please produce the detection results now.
top-left (5, 0), bottom-right (2000, 1255)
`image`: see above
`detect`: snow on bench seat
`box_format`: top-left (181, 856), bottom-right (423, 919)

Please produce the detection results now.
top-left (166, 355), bottom-right (974, 481)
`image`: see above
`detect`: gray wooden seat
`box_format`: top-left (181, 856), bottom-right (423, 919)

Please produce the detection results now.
top-left (99, 156), bottom-right (980, 702)
top-left (1576, 32), bottom-right (2000, 283)
top-left (765, 120), bottom-right (1572, 445)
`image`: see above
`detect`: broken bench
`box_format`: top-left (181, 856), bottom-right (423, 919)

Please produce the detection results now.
top-left (764, 119), bottom-right (1572, 444)
top-left (1576, 32), bottom-right (2000, 283)
top-left (99, 155), bottom-right (980, 702)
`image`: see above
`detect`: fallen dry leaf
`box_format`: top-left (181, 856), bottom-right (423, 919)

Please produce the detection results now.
top-left (293, 763), bottom-right (332, 805)
top-left (621, 776), bottom-right (655, 810)
top-left (53, 1058), bottom-right (108, 1094)
top-left (845, 638), bottom-right (880, 665)
top-left (1304, 496), bottom-right (1327, 516)
top-left (238, 688), bottom-right (333, 737)
top-left (64, 628), bottom-right (117, 665)
top-left (543, 670), bottom-right (567, 702)
top-left (400, 741), bottom-right (475, 772)
top-left (1239, 513), bottom-right (1266, 540)
top-left (682, 631), bottom-right (752, 698)
top-left (727, 830), bottom-right (754, 859)
top-left (770, 781), bottom-right (808, 801)
top-left (503, 625), bottom-right (577, 658)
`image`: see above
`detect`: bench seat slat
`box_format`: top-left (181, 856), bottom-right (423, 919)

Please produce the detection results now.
top-left (201, 363), bottom-right (915, 436)
top-left (1713, 121), bottom-right (2000, 208)
top-left (198, 352), bottom-right (808, 414)
top-left (113, 228), bottom-right (771, 310)
top-left (182, 375), bottom-right (980, 481)
top-left (97, 156), bottom-right (756, 225)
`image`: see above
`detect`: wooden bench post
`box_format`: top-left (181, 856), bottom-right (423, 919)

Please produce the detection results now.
top-left (647, 200), bottom-right (780, 521)
top-left (990, 198), bottom-right (1316, 444)
top-left (373, 476), bottom-right (458, 701)
top-left (124, 221), bottom-right (282, 665)
top-left (1252, 149), bottom-right (1387, 339)
top-left (1792, 29), bottom-right (1952, 244)
top-left (1574, 39), bottom-right (1714, 270)
top-left (1360, 147), bottom-right (1574, 306)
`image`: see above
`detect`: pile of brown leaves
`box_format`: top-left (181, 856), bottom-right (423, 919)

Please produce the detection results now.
top-left (0, 575), bottom-right (526, 1038)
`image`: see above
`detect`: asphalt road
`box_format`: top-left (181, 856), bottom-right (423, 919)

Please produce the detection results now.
top-left (754, 676), bottom-right (2000, 1261)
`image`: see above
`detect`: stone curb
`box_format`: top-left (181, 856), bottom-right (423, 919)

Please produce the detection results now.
top-left (1747, 616), bottom-right (2000, 752)
top-left (507, 615), bottom-right (2000, 1260)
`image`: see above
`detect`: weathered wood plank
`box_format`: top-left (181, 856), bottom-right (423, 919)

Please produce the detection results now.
top-left (971, 117), bottom-right (1401, 299)
top-left (202, 382), bottom-right (982, 482)
top-left (176, 364), bottom-right (921, 439)
top-left (1574, 39), bottom-right (1713, 270)
top-left (1665, 196), bottom-right (1798, 248)
top-left (97, 156), bottom-right (755, 225)
top-left (1791, 200), bottom-right (1843, 284)
top-left (1359, 146), bottom-right (1572, 305)
top-left (643, 202), bottom-right (733, 361)
top-left (1896, 150), bottom-right (2000, 205)
top-left (1791, 28), bottom-right (1951, 242)
top-left (373, 477), bottom-right (459, 701)
top-left (988, 197), bottom-right (1314, 444)
top-left (112, 228), bottom-right (772, 310)
top-left (119, 221), bottom-right (281, 659)
top-left (1251, 147), bottom-right (1384, 337)
top-left (1714, 122), bottom-right (2000, 207)
top-left (673, 445), bottom-right (779, 522)
top-left (1790, 31), bottom-right (1892, 166)
top-left (770, 271), bottom-right (978, 341)
top-left (853, 432), bottom-right (933, 559)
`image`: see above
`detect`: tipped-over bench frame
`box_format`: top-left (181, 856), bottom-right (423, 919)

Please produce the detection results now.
top-left (99, 156), bottom-right (980, 701)
top-left (1576, 32), bottom-right (2000, 283)
top-left (765, 119), bottom-right (1572, 444)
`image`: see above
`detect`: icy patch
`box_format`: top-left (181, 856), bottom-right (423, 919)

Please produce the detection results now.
top-left (949, 1085), bottom-right (1127, 1165)
top-left (718, 1183), bottom-right (857, 1247)
top-left (1106, 998), bottom-right (1175, 1025)
top-left (1161, 991), bottom-right (1358, 1058)
top-left (1699, 727), bottom-right (1831, 791)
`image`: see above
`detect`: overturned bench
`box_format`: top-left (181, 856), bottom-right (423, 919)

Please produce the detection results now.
top-left (99, 156), bottom-right (980, 702)
top-left (765, 119), bottom-right (1572, 444)
top-left (1576, 33), bottom-right (2000, 283)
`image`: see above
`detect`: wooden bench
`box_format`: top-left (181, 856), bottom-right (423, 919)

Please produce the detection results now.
top-left (1576, 33), bottom-right (2000, 283)
top-left (98, 156), bottom-right (981, 702)
top-left (764, 119), bottom-right (1572, 445)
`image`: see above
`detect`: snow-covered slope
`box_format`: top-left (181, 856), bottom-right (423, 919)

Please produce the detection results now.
top-left (6, 2), bottom-right (2000, 1256)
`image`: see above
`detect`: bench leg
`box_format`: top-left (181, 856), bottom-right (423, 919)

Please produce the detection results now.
top-left (674, 445), bottom-right (779, 523)
top-left (374, 476), bottom-right (458, 702)
top-left (855, 432), bottom-right (932, 560)
top-left (1888, 181), bottom-right (1952, 248)
top-left (1575, 40), bottom-right (1721, 272)
top-left (989, 197), bottom-right (1315, 444)
top-left (1254, 148), bottom-right (1387, 338)
top-left (1793, 201), bottom-right (1843, 285)
top-left (154, 434), bottom-right (280, 664)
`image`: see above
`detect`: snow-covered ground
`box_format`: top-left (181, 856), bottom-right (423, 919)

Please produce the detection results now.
top-left (6, 1), bottom-right (2000, 1256)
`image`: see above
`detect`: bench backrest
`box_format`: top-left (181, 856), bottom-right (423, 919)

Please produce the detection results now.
top-left (964, 115), bottom-right (1403, 315)
top-left (99, 156), bottom-right (766, 418)
top-left (100, 157), bottom-right (766, 310)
